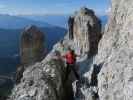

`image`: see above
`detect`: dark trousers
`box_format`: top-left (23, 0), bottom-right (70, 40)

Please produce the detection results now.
top-left (65, 63), bottom-right (79, 81)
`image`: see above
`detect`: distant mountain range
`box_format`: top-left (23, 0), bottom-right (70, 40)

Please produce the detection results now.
top-left (20, 15), bottom-right (69, 28)
top-left (0, 14), bottom-right (108, 29)
top-left (0, 14), bottom-right (52, 29)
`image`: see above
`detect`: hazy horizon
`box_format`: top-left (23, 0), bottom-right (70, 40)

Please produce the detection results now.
top-left (0, 0), bottom-right (110, 16)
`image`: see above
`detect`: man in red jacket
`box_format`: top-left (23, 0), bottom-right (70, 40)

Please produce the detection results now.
top-left (64, 48), bottom-right (79, 81)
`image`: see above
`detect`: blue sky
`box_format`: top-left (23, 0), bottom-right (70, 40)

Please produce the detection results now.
top-left (0, 0), bottom-right (110, 15)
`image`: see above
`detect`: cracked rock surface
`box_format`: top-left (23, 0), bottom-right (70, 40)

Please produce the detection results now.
top-left (95, 0), bottom-right (133, 100)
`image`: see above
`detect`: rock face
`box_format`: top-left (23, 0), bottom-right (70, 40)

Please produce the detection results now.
top-left (68, 16), bottom-right (74, 40)
top-left (21, 25), bottom-right (46, 65)
top-left (94, 0), bottom-right (133, 100)
top-left (10, 51), bottom-right (69, 100)
top-left (63, 7), bottom-right (102, 100)
top-left (68, 7), bottom-right (102, 56)
top-left (16, 25), bottom-right (46, 83)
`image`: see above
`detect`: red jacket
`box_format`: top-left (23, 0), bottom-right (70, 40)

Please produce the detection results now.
top-left (65, 52), bottom-right (76, 64)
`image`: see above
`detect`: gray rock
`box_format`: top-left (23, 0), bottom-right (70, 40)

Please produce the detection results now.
top-left (68, 7), bottom-right (102, 56)
top-left (72, 62), bottom-right (101, 100)
top-left (20, 25), bottom-right (46, 65)
top-left (9, 51), bottom-right (67, 100)
top-left (94, 0), bottom-right (133, 100)
top-left (16, 25), bottom-right (46, 84)
top-left (66, 7), bottom-right (102, 100)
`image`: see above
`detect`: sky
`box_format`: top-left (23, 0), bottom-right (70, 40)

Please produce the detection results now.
top-left (0, 0), bottom-right (110, 15)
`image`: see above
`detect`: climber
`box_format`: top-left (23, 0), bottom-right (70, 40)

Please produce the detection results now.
top-left (63, 47), bottom-right (80, 81)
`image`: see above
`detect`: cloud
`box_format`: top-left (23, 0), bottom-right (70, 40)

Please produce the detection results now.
top-left (0, 4), bottom-right (6, 9)
top-left (105, 7), bottom-right (111, 14)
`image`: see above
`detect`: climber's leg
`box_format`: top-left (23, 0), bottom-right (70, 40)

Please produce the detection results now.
top-left (72, 64), bottom-right (80, 80)
top-left (65, 63), bottom-right (71, 81)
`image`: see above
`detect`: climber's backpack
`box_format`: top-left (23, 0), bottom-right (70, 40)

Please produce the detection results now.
top-left (65, 51), bottom-right (76, 64)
